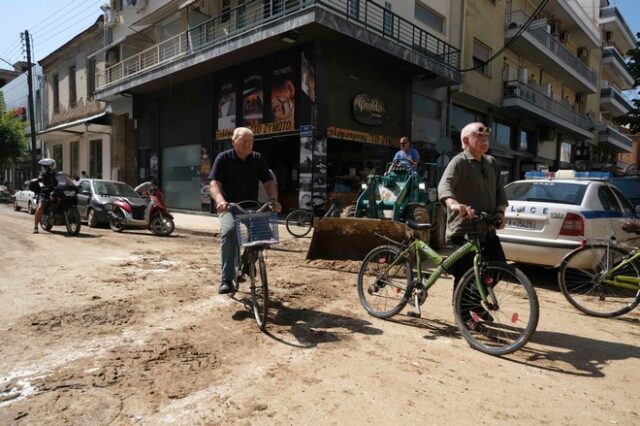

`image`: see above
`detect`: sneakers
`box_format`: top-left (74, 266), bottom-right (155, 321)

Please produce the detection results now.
top-left (32, 226), bottom-right (39, 234)
top-left (218, 280), bottom-right (236, 294)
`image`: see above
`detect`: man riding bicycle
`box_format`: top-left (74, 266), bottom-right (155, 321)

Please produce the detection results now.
top-left (209, 127), bottom-right (282, 294)
top-left (33, 158), bottom-right (58, 234)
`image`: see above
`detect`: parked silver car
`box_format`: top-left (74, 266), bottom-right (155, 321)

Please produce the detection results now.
top-left (13, 181), bottom-right (38, 214)
top-left (76, 179), bottom-right (147, 227)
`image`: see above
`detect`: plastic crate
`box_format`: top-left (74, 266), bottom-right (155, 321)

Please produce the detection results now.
top-left (234, 211), bottom-right (279, 247)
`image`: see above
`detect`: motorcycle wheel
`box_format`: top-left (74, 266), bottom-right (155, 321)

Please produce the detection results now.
top-left (65, 207), bottom-right (82, 235)
top-left (150, 214), bottom-right (175, 236)
top-left (109, 209), bottom-right (126, 232)
top-left (41, 215), bottom-right (53, 231)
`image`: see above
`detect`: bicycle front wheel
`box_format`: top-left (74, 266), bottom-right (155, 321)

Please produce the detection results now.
top-left (250, 250), bottom-right (269, 330)
top-left (453, 262), bottom-right (539, 356)
top-left (357, 245), bottom-right (412, 318)
top-left (285, 209), bottom-right (313, 237)
top-left (558, 244), bottom-right (640, 318)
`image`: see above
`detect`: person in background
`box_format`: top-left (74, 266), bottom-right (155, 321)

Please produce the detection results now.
top-left (388, 136), bottom-right (419, 173)
top-left (33, 158), bottom-right (58, 234)
top-left (209, 127), bottom-right (282, 294)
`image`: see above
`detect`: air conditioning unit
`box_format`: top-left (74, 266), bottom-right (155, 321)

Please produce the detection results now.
top-left (605, 31), bottom-right (614, 42)
top-left (549, 20), bottom-right (560, 36)
top-left (104, 9), bottom-right (116, 27)
top-left (559, 31), bottom-right (569, 43)
top-left (575, 93), bottom-right (585, 103)
top-left (577, 47), bottom-right (588, 59)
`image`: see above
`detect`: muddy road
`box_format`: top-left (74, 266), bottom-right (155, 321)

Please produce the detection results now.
top-left (0, 204), bottom-right (638, 425)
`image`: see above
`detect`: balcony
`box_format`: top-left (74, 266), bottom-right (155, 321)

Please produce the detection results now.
top-left (600, 6), bottom-right (637, 54)
top-left (502, 80), bottom-right (593, 139)
top-left (600, 86), bottom-right (634, 117)
top-left (596, 123), bottom-right (633, 153)
top-left (96, 0), bottom-right (461, 99)
top-left (546, 0), bottom-right (600, 48)
top-left (505, 10), bottom-right (597, 93)
top-left (601, 46), bottom-right (634, 90)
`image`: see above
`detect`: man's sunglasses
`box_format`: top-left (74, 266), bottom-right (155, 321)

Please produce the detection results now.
top-left (473, 126), bottom-right (492, 135)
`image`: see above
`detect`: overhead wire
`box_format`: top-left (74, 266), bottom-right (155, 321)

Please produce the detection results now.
top-left (459, 0), bottom-right (550, 73)
top-left (29, 0), bottom-right (91, 33)
top-left (32, 0), bottom-right (103, 39)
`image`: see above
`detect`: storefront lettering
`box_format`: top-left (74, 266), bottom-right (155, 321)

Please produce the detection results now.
top-left (216, 121), bottom-right (295, 139)
top-left (327, 126), bottom-right (395, 147)
top-left (353, 94), bottom-right (385, 126)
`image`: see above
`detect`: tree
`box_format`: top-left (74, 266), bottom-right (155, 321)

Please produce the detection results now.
top-left (0, 92), bottom-right (28, 165)
top-left (613, 32), bottom-right (640, 132)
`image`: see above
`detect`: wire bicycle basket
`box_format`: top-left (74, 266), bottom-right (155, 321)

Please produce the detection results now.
top-left (234, 212), bottom-right (279, 247)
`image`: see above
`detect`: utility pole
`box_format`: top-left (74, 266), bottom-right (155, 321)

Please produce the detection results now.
top-left (23, 30), bottom-right (38, 176)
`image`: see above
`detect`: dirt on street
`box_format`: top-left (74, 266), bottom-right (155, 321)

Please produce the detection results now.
top-left (0, 204), bottom-right (639, 425)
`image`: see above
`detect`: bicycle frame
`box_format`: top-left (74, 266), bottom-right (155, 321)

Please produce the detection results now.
top-left (602, 247), bottom-right (640, 290)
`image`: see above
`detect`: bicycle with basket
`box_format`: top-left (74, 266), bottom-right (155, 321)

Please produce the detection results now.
top-left (228, 201), bottom-right (279, 330)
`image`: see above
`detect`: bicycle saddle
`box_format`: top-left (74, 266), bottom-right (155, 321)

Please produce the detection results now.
top-left (406, 220), bottom-right (433, 230)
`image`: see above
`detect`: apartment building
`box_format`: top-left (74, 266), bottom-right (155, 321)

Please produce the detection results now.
top-left (37, 17), bottom-right (116, 181)
top-left (92, 0), bottom-right (463, 211)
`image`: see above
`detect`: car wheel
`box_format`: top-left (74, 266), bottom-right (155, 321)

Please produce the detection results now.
top-left (13, 200), bottom-right (21, 211)
top-left (28, 201), bottom-right (35, 215)
top-left (87, 208), bottom-right (99, 228)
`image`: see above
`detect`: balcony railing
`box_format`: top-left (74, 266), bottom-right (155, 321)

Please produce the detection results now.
top-left (603, 46), bottom-right (629, 68)
top-left (596, 123), bottom-right (633, 151)
top-left (503, 80), bottom-right (593, 131)
top-left (600, 86), bottom-right (634, 111)
top-left (506, 10), bottom-right (597, 87)
top-left (600, 6), bottom-right (637, 45)
top-left (99, 0), bottom-right (460, 90)
top-left (563, 0), bottom-right (600, 43)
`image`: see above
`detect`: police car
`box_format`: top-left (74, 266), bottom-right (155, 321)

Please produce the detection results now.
top-left (497, 170), bottom-right (640, 267)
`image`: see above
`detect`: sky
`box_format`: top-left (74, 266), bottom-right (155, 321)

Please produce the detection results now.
top-left (0, 0), bottom-right (638, 70)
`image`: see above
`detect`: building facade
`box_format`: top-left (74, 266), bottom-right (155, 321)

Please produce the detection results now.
top-left (92, 0), bottom-right (463, 211)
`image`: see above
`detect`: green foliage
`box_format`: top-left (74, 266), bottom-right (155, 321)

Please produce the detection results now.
top-left (0, 92), bottom-right (28, 165)
top-left (613, 32), bottom-right (640, 132)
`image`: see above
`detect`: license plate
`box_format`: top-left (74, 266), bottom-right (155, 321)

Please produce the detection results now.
top-left (506, 218), bottom-right (536, 230)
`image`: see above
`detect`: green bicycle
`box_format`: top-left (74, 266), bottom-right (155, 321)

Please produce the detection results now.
top-left (558, 239), bottom-right (640, 318)
top-left (357, 213), bottom-right (539, 356)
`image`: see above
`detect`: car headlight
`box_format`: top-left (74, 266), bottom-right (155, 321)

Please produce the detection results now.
top-left (418, 182), bottom-right (426, 190)
top-left (361, 183), bottom-right (368, 190)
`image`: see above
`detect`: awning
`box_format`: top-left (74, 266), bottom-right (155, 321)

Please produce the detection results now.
top-left (37, 111), bottom-right (111, 141)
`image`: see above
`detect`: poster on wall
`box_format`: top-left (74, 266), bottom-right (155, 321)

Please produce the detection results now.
top-left (200, 146), bottom-right (211, 205)
top-left (272, 65), bottom-right (295, 127)
top-left (301, 52), bottom-right (315, 102)
top-left (217, 79), bottom-right (236, 131)
top-left (312, 137), bottom-right (327, 206)
top-left (242, 74), bottom-right (264, 126)
top-left (298, 125), bottom-right (313, 209)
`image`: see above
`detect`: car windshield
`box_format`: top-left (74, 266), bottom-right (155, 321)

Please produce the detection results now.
top-left (611, 179), bottom-right (640, 205)
top-left (94, 181), bottom-right (139, 197)
top-left (505, 181), bottom-right (587, 206)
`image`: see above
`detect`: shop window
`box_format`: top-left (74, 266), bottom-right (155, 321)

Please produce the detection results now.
top-left (53, 145), bottom-right (63, 172)
top-left (560, 142), bottom-right (572, 163)
top-left (413, 95), bottom-right (440, 119)
top-left (415, 2), bottom-right (443, 33)
top-left (90, 139), bottom-right (102, 179)
top-left (473, 38), bottom-right (492, 76)
top-left (451, 105), bottom-right (485, 148)
top-left (70, 142), bottom-right (78, 176)
top-left (491, 120), bottom-right (511, 149)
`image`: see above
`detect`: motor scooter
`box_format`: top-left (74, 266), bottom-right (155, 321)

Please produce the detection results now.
top-left (106, 181), bottom-right (175, 236)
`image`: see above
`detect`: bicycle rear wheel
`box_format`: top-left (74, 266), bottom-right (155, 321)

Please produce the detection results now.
top-left (285, 209), bottom-right (313, 237)
top-left (558, 244), bottom-right (640, 317)
top-left (357, 245), bottom-right (412, 318)
top-left (453, 262), bottom-right (539, 356)
top-left (250, 250), bottom-right (269, 330)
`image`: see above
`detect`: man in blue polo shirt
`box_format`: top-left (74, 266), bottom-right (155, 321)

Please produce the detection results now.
top-left (388, 136), bottom-right (420, 173)
top-left (209, 127), bottom-right (281, 294)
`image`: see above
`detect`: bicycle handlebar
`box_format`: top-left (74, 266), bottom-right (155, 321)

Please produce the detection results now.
top-left (227, 201), bottom-right (274, 215)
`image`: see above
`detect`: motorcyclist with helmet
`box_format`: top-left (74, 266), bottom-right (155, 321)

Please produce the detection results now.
top-left (33, 158), bottom-right (58, 234)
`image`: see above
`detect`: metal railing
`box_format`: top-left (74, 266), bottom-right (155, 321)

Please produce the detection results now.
top-left (602, 46), bottom-right (630, 68)
top-left (505, 10), bottom-right (597, 87)
top-left (503, 80), bottom-right (593, 131)
top-left (600, 86), bottom-right (634, 111)
top-left (99, 0), bottom-right (460, 89)
top-left (596, 123), bottom-right (633, 150)
top-left (563, 0), bottom-right (600, 42)
top-left (600, 6), bottom-right (637, 45)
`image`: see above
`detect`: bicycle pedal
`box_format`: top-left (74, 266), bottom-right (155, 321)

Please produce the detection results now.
top-left (407, 310), bottom-right (421, 318)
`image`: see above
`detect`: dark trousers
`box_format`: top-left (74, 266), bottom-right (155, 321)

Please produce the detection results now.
top-left (449, 232), bottom-right (506, 288)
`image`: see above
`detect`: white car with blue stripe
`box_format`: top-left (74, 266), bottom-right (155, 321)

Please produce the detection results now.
top-left (497, 170), bottom-right (640, 267)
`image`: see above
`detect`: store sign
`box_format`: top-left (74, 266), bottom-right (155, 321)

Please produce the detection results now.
top-left (327, 126), bottom-right (395, 147)
top-left (215, 121), bottom-right (296, 139)
top-left (352, 94), bottom-right (385, 126)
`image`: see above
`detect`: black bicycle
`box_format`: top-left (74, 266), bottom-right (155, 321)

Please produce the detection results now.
top-left (285, 196), bottom-right (343, 237)
top-left (228, 201), bottom-right (279, 330)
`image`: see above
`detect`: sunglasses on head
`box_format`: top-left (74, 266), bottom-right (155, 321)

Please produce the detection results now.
top-left (473, 126), bottom-right (492, 135)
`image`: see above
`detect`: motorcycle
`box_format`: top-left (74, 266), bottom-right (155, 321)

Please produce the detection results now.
top-left (106, 181), bottom-right (175, 236)
top-left (40, 174), bottom-right (82, 236)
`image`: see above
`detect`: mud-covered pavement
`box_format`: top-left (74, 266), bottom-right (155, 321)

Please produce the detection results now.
top-left (1, 204), bottom-right (639, 425)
